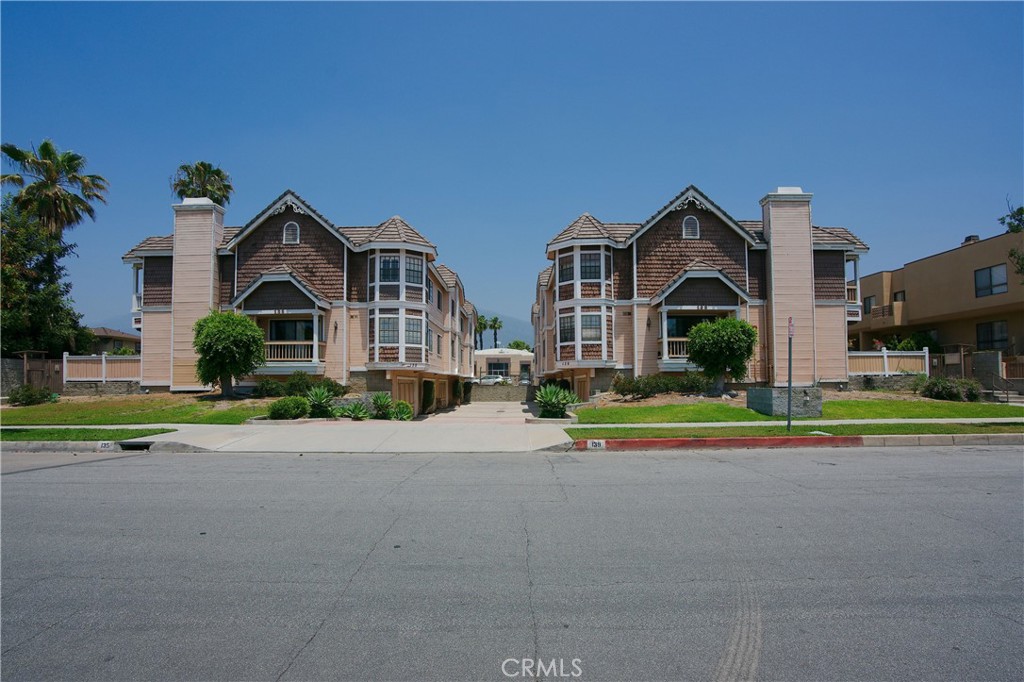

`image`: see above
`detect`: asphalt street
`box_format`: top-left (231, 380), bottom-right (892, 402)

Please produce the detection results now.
top-left (2, 446), bottom-right (1021, 681)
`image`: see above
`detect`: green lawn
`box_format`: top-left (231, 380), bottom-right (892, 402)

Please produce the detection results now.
top-left (566, 422), bottom-right (1024, 440)
top-left (1, 427), bottom-right (176, 441)
top-left (0, 396), bottom-right (268, 426)
top-left (573, 399), bottom-right (1024, 424)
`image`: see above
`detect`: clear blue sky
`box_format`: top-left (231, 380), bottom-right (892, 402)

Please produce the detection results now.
top-left (3, 1), bottom-right (1021, 334)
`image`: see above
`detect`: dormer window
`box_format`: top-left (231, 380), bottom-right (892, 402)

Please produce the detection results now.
top-left (283, 221), bottom-right (300, 244)
top-left (682, 216), bottom-right (700, 239)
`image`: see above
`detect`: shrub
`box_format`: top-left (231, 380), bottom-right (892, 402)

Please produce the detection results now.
top-left (920, 376), bottom-right (982, 402)
top-left (391, 400), bottom-right (414, 421)
top-left (252, 378), bottom-right (285, 398)
top-left (535, 384), bottom-right (579, 419)
top-left (313, 377), bottom-right (347, 397)
top-left (268, 396), bottom-right (310, 420)
top-left (687, 317), bottom-right (758, 394)
top-left (421, 380), bottom-right (435, 414)
top-left (370, 392), bottom-right (393, 419)
top-left (284, 371), bottom-right (314, 397)
top-left (452, 379), bottom-right (462, 402)
top-left (909, 373), bottom-right (929, 394)
top-left (306, 386), bottom-right (335, 418)
top-left (611, 372), bottom-right (711, 400)
top-left (192, 311), bottom-right (265, 397)
top-left (7, 385), bottom-right (57, 406)
top-left (336, 401), bottom-right (370, 420)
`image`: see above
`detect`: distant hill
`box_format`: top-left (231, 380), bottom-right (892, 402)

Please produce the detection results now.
top-left (474, 308), bottom-right (533, 350)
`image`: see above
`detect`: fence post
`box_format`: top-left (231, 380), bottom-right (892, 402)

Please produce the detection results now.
top-left (62, 352), bottom-right (69, 386)
top-left (923, 347), bottom-right (930, 377)
top-left (101, 352), bottom-right (107, 383)
top-left (882, 348), bottom-right (889, 377)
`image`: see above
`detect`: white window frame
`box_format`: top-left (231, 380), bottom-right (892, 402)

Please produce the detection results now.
top-left (682, 215), bottom-right (700, 239)
top-left (283, 221), bottom-right (300, 244)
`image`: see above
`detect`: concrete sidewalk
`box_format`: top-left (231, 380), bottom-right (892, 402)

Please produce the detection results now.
top-left (568, 417), bottom-right (1024, 428)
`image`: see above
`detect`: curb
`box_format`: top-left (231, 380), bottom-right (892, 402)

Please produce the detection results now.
top-left (2, 440), bottom-right (208, 453)
top-left (574, 433), bottom-right (1024, 451)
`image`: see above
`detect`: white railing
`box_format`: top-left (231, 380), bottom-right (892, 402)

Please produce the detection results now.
top-left (63, 352), bottom-right (141, 383)
top-left (848, 348), bottom-right (929, 376)
top-left (265, 342), bottom-right (326, 362)
top-left (667, 338), bottom-right (689, 359)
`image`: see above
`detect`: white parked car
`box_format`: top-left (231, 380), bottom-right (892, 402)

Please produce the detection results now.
top-left (479, 374), bottom-right (505, 386)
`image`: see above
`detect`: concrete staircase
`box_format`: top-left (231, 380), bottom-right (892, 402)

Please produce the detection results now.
top-left (985, 389), bottom-right (1024, 405)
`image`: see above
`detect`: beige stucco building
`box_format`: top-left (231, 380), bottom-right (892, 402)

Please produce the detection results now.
top-left (473, 347), bottom-right (533, 382)
top-left (848, 231), bottom-right (1024, 355)
top-left (532, 185), bottom-right (868, 398)
top-left (123, 191), bottom-right (476, 413)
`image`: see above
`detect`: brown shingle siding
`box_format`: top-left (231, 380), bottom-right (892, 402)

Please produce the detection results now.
top-left (665, 279), bottom-right (739, 307)
top-left (236, 209), bottom-right (344, 300)
top-left (242, 281), bottom-right (312, 310)
top-left (218, 255), bottom-right (234, 306)
top-left (636, 209), bottom-right (746, 298)
top-left (747, 251), bottom-right (766, 300)
top-left (143, 256), bottom-right (172, 306)
top-left (613, 246), bottom-right (633, 300)
top-left (813, 251), bottom-right (846, 300)
top-left (348, 251), bottom-right (367, 302)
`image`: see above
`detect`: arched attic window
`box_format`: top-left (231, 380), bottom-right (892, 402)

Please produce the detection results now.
top-left (682, 216), bottom-right (700, 239)
top-left (283, 221), bottom-right (300, 244)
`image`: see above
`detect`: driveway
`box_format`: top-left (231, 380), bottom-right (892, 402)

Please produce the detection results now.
top-left (424, 401), bottom-right (533, 425)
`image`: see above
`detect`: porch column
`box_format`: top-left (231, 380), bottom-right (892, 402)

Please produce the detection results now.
top-left (661, 309), bottom-right (669, 360)
top-left (312, 313), bottom-right (320, 363)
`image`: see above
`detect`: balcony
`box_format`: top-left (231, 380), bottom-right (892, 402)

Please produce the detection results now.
top-left (264, 341), bottom-right (326, 362)
top-left (667, 337), bottom-right (689, 359)
top-left (869, 301), bottom-right (907, 329)
top-left (846, 284), bottom-right (861, 322)
top-left (657, 337), bottom-right (698, 372)
top-left (131, 293), bottom-right (142, 312)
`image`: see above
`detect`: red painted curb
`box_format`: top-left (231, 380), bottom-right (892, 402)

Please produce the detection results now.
top-left (575, 436), bottom-right (865, 451)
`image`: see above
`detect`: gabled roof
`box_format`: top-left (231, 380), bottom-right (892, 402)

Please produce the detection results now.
top-left (546, 213), bottom-right (642, 250)
top-left (123, 235), bottom-right (173, 259)
top-left (651, 259), bottom-right (750, 304)
top-left (738, 221), bottom-right (868, 252)
top-left (89, 327), bottom-right (140, 341)
top-left (537, 265), bottom-right (553, 289)
top-left (435, 264), bottom-right (459, 288)
top-left (225, 189), bottom-right (348, 250)
top-left (627, 185), bottom-right (757, 247)
top-left (231, 265), bottom-right (329, 309)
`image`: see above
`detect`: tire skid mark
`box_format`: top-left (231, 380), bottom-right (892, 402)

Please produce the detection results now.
top-left (713, 579), bottom-right (762, 682)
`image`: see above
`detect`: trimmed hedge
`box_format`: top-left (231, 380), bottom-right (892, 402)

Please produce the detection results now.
top-left (611, 372), bottom-right (711, 400)
top-left (267, 396), bottom-right (310, 420)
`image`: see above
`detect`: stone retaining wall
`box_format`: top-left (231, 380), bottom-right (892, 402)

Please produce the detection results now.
top-left (1, 358), bottom-right (23, 396)
top-left (747, 386), bottom-right (823, 417)
top-left (846, 374), bottom-right (922, 392)
top-left (471, 385), bottom-right (529, 402)
top-left (62, 381), bottom-right (143, 397)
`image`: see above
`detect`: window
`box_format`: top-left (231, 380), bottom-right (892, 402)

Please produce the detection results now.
top-left (666, 315), bottom-right (714, 338)
top-left (427, 328), bottom-right (434, 354)
top-left (270, 320), bottom-right (322, 342)
top-left (406, 256), bottom-right (423, 285)
top-left (580, 314), bottom-right (602, 342)
top-left (975, 264), bottom-right (1007, 297)
top-left (863, 295), bottom-right (876, 315)
top-left (488, 362), bottom-right (510, 377)
top-left (558, 255), bottom-right (574, 283)
top-left (683, 216), bottom-right (700, 239)
top-left (405, 318), bottom-right (422, 345)
top-left (977, 320), bottom-right (1009, 351)
top-left (437, 334), bottom-right (442, 354)
top-left (378, 317), bottom-right (399, 344)
top-left (436, 290), bottom-right (443, 310)
top-left (113, 340), bottom-right (123, 350)
top-left (283, 221), bottom-right (300, 244)
top-left (426, 277), bottom-right (434, 305)
top-left (368, 257), bottom-right (375, 285)
top-left (379, 256), bottom-right (400, 283)
top-left (893, 290), bottom-right (906, 302)
top-left (580, 253), bottom-right (601, 280)
top-left (559, 316), bottom-right (575, 343)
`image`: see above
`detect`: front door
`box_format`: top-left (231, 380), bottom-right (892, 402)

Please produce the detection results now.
top-left (573, 376), bottom-right (588, 401)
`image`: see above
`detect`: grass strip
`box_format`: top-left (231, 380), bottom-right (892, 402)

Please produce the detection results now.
top-left (573, 399), bottom-right (1024, 424)
top-left (1, 399), bottom-right (266, 426)
top-left (1, 428), bottom-right (176, 441)
top-left (565, 422), bottom-right (1024, 440)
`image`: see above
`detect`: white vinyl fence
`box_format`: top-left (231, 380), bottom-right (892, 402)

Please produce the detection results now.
top-left (63, 352), bottom-right (141, 383)
top-left (848, 348), bottom-right (929, 377)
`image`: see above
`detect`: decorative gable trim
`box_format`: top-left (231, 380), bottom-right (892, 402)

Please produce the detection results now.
top-left (224, 190), bottom-right (352, 251)
top-left (626, 185), bottom-right (756, 247)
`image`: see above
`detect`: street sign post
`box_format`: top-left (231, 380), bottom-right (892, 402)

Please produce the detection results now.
top-left (787, 317), bottom-right (794, 431)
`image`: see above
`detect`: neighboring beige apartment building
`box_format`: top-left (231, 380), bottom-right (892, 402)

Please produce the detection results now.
top-left (473, 347), bottom-right (533, 382)
top-left (123, 190), bottom-right (476, 413)
top-left (532, 185), bottom-right (868, 398)
top-left (88, 327), bottom-right (141, 354)
top-left (848, 231), bottom-right (1024, 355)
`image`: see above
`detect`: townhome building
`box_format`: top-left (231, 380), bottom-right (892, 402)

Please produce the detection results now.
top-left (848, 231), bottom-right (1024, 355)
top-left (532, 185), bottom-right (868, 398)
top-left (123, 190), bottom-right (476, 412)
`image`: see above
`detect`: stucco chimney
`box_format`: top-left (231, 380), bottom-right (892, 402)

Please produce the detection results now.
top-left (761, 187), bottom-right (816, 387)
top-left (170, 197), bottom-right (225, 390)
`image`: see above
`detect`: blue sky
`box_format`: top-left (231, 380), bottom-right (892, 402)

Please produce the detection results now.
top-left (2, 1), bottom-right (1022, 337)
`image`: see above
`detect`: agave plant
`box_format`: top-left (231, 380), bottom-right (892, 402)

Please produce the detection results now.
top-left (306, 385), bottom-right (335, 418)
top-left (390, 400), bottom-right (414, 421)
top-left (370, 392), bottom-right (394, 419)
top-left (347, 402), bottom-right (370, 421)
top-left (535, 384), bottom-right (580, 419)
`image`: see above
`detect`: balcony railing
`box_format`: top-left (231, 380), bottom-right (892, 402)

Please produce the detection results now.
top-left (131, 293), bottom-right (142, 311)
top-left (846, 285), bottom-right (858, 304)
top-left (265, 341), bottom-right (326, 362)
top-left (667, 337), bottom-right (689, 359)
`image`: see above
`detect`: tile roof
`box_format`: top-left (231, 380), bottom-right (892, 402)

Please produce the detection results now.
top-left (341, 216), bottom-right (435, 249)
top-left (89, 327), bottom-right (140, 340)
top-left (547, 213), bottom-right (643, 247)
top-left (252, 265), bottom-right (329, 302)
top-left (435, 264), bottom-right (459, 288)
top-left (537, 265), bottom-right (553, 289)
top-left (737, 221), bottom-right (868, 250)
top-left (651, 260), bottom-right (749, 302)
top-left (123, 234), bottom-right (173, 258)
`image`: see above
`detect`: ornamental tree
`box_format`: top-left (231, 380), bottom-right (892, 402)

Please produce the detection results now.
top-left (686, 317), bottom-right (758, 396)
top-left (193, 311), bottom-right (265, 397)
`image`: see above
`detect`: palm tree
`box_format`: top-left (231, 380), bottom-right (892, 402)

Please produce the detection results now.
top-left (475, 316), bottom-right (488, 350)
top-left (171, 161), bottom-right (234, 206)
top-left (489, 316), bottom-right (503, 349)
top-left (1, 139), bottom-right (109, 238)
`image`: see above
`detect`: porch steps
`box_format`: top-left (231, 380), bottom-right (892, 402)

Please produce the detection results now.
top-left (983, 389), bottom-right (1024, 405)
